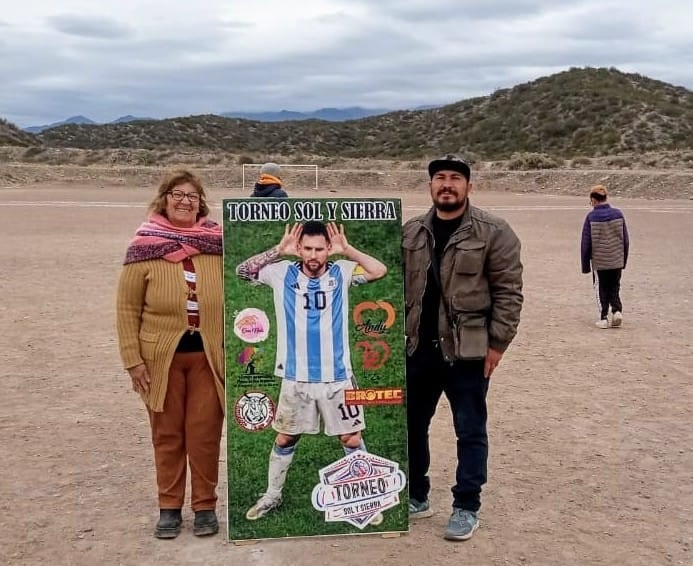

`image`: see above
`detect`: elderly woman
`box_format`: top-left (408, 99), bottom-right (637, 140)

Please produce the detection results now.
top-left (116, 170), bottom-right (224, 539)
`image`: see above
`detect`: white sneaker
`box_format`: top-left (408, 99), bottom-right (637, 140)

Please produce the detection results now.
top-left (611, 311), bottom-right (623, 327)
top-left (245, 493), bottom-right (282, 521)
top-left (595, 319), bottom-right (608, 329)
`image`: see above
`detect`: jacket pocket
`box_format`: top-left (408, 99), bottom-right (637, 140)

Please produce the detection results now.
top-left (453, 240), bottom-right (486, 274)
top-left (452, 315), bottom-right (488, 360)
top-left (403, 236), bottom-right (427, 268)
top-left (403, 235), bottom-right (428, 310)
top-left (139, 331), bottom-right (158, 361)
top-left (451, 240), bottom-right (490, 311)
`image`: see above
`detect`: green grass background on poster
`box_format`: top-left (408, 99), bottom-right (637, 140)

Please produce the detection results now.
top-left (223, 197), bottom-right (408, 540)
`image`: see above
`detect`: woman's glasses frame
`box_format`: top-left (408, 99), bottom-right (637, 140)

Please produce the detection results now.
top-left (167, 189), bottom-right (200, 203)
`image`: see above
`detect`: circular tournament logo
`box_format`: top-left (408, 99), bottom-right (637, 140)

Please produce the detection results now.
top-left (233, 308), bottom-right (270, 343)
top-left (234, 391), bottom-right (275, 432)
top-left (349, 458), bottom-right (372, 478)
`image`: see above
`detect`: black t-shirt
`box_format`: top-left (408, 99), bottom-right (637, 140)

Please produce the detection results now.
top-left (418, 214), bottom-right (464, 344)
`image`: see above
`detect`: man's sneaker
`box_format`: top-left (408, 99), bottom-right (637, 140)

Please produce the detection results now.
top-left (245, 493), bottom-right (282, 520)
top-left (193, 510), bottom-right (219, 536)
top-left (408, 498), bottom-right (433, 519)
top-left (595, 319), bottom-right (609, 329)
top-left (154, 509), bottom-right (182, 539)
top-left (444, 508), bottom-right (479, 541)
top-left (611, 311), bottom-right (623, 327)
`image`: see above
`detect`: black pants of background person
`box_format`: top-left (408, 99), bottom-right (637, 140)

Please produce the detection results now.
top-left (594, 268), bottom-right (623, 319)
top-left (406, 342), bottom-right (490, 512)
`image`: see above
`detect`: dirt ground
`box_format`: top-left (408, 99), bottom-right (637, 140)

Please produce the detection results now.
top-left (1, 180), bottom-right (691, 566)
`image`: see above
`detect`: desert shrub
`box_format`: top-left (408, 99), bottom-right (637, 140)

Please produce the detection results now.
top-left (572, 156), bottom-right (592, 166)
top-left (605, 156), bottom-right (632, 168)
top-left (137, 151), bottom-right (160, 166)
top-left (205, 155), bottom-right (223, 165)
top-left (237, 155), bottom-right (254, 165)
top-left (21, 146), bottom-right (46, 161)
top-left (507, 152), bottom-right (560, 170)
top-left (76, 151), bottom-right (104, 166)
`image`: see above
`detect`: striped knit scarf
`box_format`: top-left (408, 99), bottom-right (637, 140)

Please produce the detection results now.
top-left (124, 213), bottom-right (222, 264)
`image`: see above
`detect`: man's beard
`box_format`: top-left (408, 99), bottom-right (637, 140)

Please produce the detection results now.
top-left (303, 261), bottom-right (325, 277)
top-left (434, 195), bottom-right (467, 212)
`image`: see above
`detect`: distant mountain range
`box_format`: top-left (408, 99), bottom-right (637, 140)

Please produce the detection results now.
top-left (23, 106), bottom-right (440, 133)
top-left (24, 114), bottom-right (154, 133)
top-left (220, 107), bottom-right (392, 122)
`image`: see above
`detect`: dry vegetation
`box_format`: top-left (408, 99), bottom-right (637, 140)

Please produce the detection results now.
top-left (0, 118), bottom-right (40, 147)
top-left (1, 67), bottom-right (692, 160)
top-left (2, 146), bottom-right (693, 200)
top-left (3, 67), bottom-right (693, 199)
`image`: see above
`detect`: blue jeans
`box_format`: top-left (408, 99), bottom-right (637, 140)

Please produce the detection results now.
top-left (406, 344), bottom-right (489, 511)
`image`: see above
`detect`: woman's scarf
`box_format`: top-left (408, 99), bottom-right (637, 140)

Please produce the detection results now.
top-left (124, 213), bottom-right (222, 264)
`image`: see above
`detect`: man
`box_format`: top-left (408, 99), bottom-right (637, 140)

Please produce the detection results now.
top-left (236, 220), bottom-right (387, 521)
top-left (402, 154), bottom-right (523, 541)
top-left (251, 162), bottom-right (288, 198)
top-left (581, 184), bottom-right (629, 329)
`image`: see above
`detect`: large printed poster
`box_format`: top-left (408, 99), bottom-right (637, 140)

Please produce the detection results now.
top-left (223, 197), bottom-right (408, 541)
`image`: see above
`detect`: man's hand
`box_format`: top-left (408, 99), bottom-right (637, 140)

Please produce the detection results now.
top-left (128, 363), bottom-right (150, 394)
top-left (327, 223), bottom-right (349, 256)
top-left (277, 223), bottom-right (302, 257)
top-left (484, 347), bottom-right (503, 379)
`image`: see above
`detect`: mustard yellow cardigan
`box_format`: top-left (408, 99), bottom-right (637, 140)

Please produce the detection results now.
top-left (116, 255), bottom-right (225, 412)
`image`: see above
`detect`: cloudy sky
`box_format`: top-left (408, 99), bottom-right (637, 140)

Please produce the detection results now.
top-left (3, 0), bottom-right (693, 127)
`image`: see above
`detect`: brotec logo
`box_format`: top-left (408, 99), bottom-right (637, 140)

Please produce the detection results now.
top-left (344, 388), bottom-right (403, 406)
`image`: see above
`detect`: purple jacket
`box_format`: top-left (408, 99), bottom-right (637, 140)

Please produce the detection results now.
top-left (581, 203), bottom-right (629, 273)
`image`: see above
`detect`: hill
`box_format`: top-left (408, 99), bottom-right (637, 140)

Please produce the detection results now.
top-left (19, 67), bottom-right (693, 159)
top-left (0, 118), bottom-right (40, 147)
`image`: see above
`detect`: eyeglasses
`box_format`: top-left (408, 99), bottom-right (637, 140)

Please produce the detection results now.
top-left (167, 189), bottom-right (200, 203)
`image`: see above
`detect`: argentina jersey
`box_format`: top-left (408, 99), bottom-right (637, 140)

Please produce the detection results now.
top-left (258, 259), bottom-right (357, 382)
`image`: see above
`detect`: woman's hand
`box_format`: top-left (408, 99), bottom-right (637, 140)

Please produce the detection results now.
top-left (127, 363), bottom-right (150, 395)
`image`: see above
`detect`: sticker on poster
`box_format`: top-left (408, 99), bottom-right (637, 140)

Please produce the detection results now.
top-left (234, 391), bottom-right (275, 432)
top-left (353, 301), bottom-right (396, 336)
top-left (233, 308), bottom-right (270, 343)
top-left (311, 450), bottom-right (406, 529)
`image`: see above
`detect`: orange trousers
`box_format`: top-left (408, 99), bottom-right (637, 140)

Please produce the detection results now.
top-left (148, 351), bottom-right (224, 511)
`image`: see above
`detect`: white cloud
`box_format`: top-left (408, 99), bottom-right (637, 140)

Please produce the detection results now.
top-left (1, 0), bottom-right (692, 127)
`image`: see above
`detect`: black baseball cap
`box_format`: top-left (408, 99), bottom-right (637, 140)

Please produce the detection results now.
top-left (428, 154), bottom-right (471, 181)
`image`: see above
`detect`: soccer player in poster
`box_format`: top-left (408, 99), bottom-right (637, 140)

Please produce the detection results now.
top-left (235, 220), bottom-right (387, 521)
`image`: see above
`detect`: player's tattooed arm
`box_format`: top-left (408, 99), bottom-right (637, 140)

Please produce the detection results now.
top-left (236, 247), bottom-right (281, 280)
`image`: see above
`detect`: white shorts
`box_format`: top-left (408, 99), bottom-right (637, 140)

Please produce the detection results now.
top-left (272, 377), bottom-right (366, 437)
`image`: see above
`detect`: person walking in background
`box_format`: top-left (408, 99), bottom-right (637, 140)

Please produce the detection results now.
top-left (251, 162), bottom-right (288, 198)
top-left (403, 154), bottom-right (523, 541)
top-left (581, 184), bottom-right (629, 329)
top-left (116, 170), bottom-right (225, 539)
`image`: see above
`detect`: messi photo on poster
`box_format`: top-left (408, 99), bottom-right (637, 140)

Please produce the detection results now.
top-left (223, 197), bottom-right (408, 541)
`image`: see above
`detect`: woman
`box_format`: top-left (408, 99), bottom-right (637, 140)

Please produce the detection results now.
top-left (116, 170), bottom-right (224, 539)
